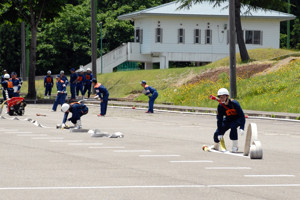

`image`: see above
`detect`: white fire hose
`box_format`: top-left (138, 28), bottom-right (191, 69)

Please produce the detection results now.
top-left (243, 123), bottom-right (263, 159)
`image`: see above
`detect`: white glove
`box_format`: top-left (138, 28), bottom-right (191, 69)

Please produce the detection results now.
top-left (94, 95), bottom-right (99, 99)
top-left (218, 135), bottom-right (223, 141)
top-left (239, 128), bottom-right (244, 136)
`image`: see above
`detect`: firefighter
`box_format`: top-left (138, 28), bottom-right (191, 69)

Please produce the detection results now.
top-left (69, 68), bottom-right (78, 101)
top-left (83, 68), bottom-right (93, 99)
top-left (212, 88), bottom-right (246, 153)
top-left (140, 80), bottom-right (158, 113)
top-left (61, 102), bottom-right (89, 129)
top-left (11, 72), bottom-right (22, 97)
top-left (1, 74), bottom-right (14, 100)
top-left (44, 70), bottom-right (53, 99)
top-left (76, 69), bottom-right (85, 99)
top-left (92, 78), bottom-right (109, 117)
top-left (51, 75), bottom-right (67, 112)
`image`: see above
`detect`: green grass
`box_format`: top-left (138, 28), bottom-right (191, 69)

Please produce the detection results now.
top-left (22, 48), bottom-right (300, 113)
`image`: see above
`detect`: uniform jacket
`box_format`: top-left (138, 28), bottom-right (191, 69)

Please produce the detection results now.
top-left (216, 99), bottom-right (245, 130)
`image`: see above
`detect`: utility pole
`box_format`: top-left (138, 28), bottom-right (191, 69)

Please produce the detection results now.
top-left (91, 0), bottom-right (97, 77)
top-left (287, 0), bottom-right (291, 49)
top-left (100, 22), bottom-right (103, 74)
top-left (21, 22), bottom-right (26, 80)
top-left (229, 0), bottom-right (237, 98)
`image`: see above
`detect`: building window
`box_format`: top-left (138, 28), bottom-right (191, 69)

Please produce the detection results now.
top-left (178, 28), bottom-right (185, 44)
top-left (155, 28), bottom-right (163, 43)
top-left (245, 30), bottom-right (263, 45)
top-left (135, 29), bottom-right (143, 44)
top-left (205, 29), bottom-right (212, 44)
top-left (194, 29), bottom-right (201, 44)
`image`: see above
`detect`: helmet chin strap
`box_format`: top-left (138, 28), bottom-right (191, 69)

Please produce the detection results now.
top-left (221, 96), bottom-right (229, 104)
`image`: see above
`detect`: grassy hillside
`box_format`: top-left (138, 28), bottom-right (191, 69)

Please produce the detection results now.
top-left (28, 48), bottom-right (300, 113)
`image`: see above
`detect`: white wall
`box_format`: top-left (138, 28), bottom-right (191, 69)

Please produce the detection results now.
top-left (135, 16), bottom-right (280, 58)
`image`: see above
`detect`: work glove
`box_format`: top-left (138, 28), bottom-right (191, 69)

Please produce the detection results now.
top-left (94, 95), bottom-right (99, 99)
top-left (239, 128), bottom-right (245, 136)
top-left (218, 135), bottom-right (223, 141)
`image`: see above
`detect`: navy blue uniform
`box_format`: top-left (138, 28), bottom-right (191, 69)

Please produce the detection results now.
top-left (70, 73), bottom-right (78, 99)
top-left (83, 73), bottom-right (93, 98)
top-left (94, 83), bottom-right (109, 116)
top-left (62, 102), bottom-right (88, 124)
top-left (11, 77), bottom-right (22, 97)
top-left (214, 99), bottom-right (246, 143)
top-left (143, 85), bottom-right (158, 113)
top-left (1, 79), bottom-right (14, 100)
top-left (52, 79), bottom-right (67, 111)
top-left (76, 74), bottom-right (85, 97)
top-left (44, 75), bottom-right (53, 96)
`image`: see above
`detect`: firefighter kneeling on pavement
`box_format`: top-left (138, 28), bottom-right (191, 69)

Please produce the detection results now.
top-left (61, 102), bottom-right (89, 129)
top-left (212, 88), bottom-right (245, 153)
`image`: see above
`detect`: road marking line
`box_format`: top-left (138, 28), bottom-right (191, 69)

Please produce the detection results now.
top-left (68, 143), bottom-right (103, 146)
top-left (0, 184), bottom-right (300, 190)
top-left (206, 167), bottom-right (251, 170)
top-left (244, 175), bottom-right (295, 177)
top-left (170, 160), bottom-right (213, 163)
top-left (114, 150), bottom-right (151, 153)
top-left (4, 132), bottom-right (33, 134)
top-left (32, 137), bottom-right (64, 140)
top-left (49, 140), bottom-right (83, 143)
top-left (17, 134), bottom-right (47, 137)
top-left (89, 146), bottom-right (125, 149)
top-left (139, 155), bottom-right (180, 157)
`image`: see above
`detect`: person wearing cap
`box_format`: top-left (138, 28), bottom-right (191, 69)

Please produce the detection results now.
top-left (140, 80), bottom-right (158, 113)
top-left (211, 88), bottom-right (246, 153)
top-left (11, 72), bottom-right (22, 97)
top-left (60, 70), bottom-right (69, 86)
top-left (83, 68), bottom-right (93, 99)
top-left (60, 102), bottom-right (89, 129)
top-left (92, 78), bottom-right (109, 117)
top-left (44, 70), bottom-right (53, 99)
top-left (1, 73), bottom-right (14, 100)
top-left (76, 69), bottom-right (85, 99)
top-left (69, 68), bottom-right (78, 100)
top-left (1, 69), bottom-right (9, 99)
top-left (51, 75), bottom-right (67, 112)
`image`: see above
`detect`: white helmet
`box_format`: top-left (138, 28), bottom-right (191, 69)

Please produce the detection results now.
top-left (87, 68), bottom-right (91, 71)
top-left (47, 70), bottom-right (51, 74)
top-left (61, 103), bottom-right (70, 112)
top-left (4, 74), bottom-right (10, 79)
top-left (217, 88), bottom-right (229, 96)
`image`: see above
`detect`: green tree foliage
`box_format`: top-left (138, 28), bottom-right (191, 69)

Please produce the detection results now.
top-left (0, 24), bottom-right (20, 73)
top-left (0, 0), bottom-right (67, 98)
top-left (37, 1), bottom-right (91, 74)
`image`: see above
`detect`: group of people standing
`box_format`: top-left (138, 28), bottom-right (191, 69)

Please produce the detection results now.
top-left (1, 69), bottom-right (23, 100)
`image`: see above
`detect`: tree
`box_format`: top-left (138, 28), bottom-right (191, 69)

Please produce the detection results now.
top-left (0, 0), bottom-right (67, 99)
top-left (177, 0), bottom-right (288, 62)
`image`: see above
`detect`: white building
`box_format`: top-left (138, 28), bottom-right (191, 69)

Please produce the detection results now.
top-left (84, 0), bottom-right (295, 73)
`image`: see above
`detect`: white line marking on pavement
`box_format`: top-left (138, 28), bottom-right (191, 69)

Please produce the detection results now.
top-left (49, 140), bottom-right (83, 143)
top-left (206, 167), bottom-right (251, 170)
top-left (114, 150), bottom-right (151, 153)
top-left (139, 155), bottom-right (181, 157)
top-left (68, 143), bottom-right (103, 146)
top-left (170, 160), bottom-right (213, 163)
top-left (1, 184), bottom-right (300, 190)
top-left (89, 146), bottom-right (125, 149)
top-left (5, 132), bottom-right (33, 134)
top-left (17, 134), bottom-right (47, 137)
top-left (244, 175), bottom-right (295, 177)
top-left (32, 137), bottom-right (64, 140)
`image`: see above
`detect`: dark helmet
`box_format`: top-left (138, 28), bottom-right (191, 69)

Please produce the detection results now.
top-left (92, 78), bottom-right (97, 83)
